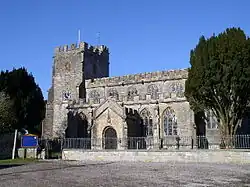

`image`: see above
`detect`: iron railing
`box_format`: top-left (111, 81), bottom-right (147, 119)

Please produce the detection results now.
top-left (38, 135), bottom-right (250, 151)
top-left (63, 138), bottom-right (91, 149)
top-left (232, 135), bottom-right (250, 149)
top-left (161, 136), bottom-right (194, 149)
top-left (127, 137), bottom-right (154, 149)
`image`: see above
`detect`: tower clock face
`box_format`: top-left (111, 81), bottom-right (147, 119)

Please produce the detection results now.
top-left (63, 91), bottom-right (71, 100)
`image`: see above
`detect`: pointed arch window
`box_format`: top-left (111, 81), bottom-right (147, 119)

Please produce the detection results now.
top-left (89, 90), bottom-right (100, 104)
top-left (127, 86), bottom-right (138, 101)
top-left (163, 108), bottom-right (177, 135)
top-left (107, 88), bottom-right (119, 101)
top-left (147, 84), bottom-right (159, 100)
top-left (141, 109), bottom-right (153, 136)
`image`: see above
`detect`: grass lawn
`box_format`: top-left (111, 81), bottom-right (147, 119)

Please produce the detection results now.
top-left (0, 158), bottom-right (39, 165)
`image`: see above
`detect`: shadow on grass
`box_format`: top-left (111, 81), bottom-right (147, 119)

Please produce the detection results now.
top-left (0, 158), bottom-right (38, 170)
top-left (0, 161), bottom-right (114, 176)
top-left (0, 164), bottom-right (25, 170)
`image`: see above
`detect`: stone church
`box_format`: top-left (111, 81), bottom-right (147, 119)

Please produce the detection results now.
top-left (42, 41), bottom-right (220, 150)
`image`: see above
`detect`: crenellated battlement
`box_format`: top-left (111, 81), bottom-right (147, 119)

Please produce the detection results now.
top-left (86, 69), bottom-right (188, 88)
top-left (54, 42), bottom-right (109, 54)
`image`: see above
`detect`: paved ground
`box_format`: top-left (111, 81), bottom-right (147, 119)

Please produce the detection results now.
top-left (0, 160), bottom-right (250, 187)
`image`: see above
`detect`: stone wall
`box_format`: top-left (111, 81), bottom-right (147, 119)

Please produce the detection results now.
top-left (43, 41), bottom-right (110, 138)
top-left (62, 68), bottom-right (193, 144)
top-left (42, 102), bottom-right (53, 138)
top-left (85, 69), bottom-right (187, 106)
top-left (0, 133), bottom-right (14, 159)
top-left (54, 42), bottom-right (109, 80)
top-left (85, 69), bottom-right (188, 88)
top-left (62, 149), bottom-right (250, 164)
top-left (79, 68), bottom-right (192, 137)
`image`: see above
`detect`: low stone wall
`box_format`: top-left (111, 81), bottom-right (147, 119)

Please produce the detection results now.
top-left (62, 149), bottom-right (250, 164)
top-left (18, 148), bottom-right (38, 159)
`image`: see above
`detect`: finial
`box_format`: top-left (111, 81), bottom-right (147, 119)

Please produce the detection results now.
top-left (78, 29), bottom-right (81, 47)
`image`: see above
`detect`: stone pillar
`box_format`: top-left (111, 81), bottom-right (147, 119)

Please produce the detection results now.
top-left (153, 106), bottom-right (160, 150)
top-left (121, 119), bottom-right (128, 150)
top-left (192, 123), bottom-right (197, 149)
top-left (153, 128), bottom-right (159, 149)
top-left (90, 127), bottom-right (96, 150)
top-left (91, 122), bottom-right (101, 150)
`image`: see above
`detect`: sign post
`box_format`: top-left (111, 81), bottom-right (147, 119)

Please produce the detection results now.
top-left (12, 129), bottom-right (18, 159)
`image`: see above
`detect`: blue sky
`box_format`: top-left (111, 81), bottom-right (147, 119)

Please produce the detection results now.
top-left (0, 0), bottom-right (249, 99)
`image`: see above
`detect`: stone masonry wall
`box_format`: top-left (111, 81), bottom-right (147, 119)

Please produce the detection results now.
top-left (78, 68), bottom-right (193, 138)
top-left (52, 46), bottom-right (84, 137)
top-left (62, 150), bottom-right (250, 164)
top-left (86, 69), bottom-right (188, 88)
top-left (46, 42), bottom-right (110, 138)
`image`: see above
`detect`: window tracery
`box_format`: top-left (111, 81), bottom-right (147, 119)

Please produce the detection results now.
top-left (163, 107), bottom-right (177, 135)
top-left (140, 108), bottom-right (153, 136)
top-left (170, 82), bottom-right (185, 98)
top-left (107, 88), bottom-right (119, 101)
top-left (147, 84), bottom-right (159, 100)
top-left (89, 90), bottom-right (100, 104)
top-left (127, 86), bottom-right (138, 101)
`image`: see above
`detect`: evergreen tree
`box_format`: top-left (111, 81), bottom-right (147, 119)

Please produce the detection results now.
top-left (185, 28), bottom-right (250, 145)
top-left (0, 92), bottom-right (16, 133)
top-left (0, 67), bottom-right (45, 134)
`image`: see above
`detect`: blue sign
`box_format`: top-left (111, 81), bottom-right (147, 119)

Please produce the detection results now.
top-left (21, 134), bottom-right (38, 148)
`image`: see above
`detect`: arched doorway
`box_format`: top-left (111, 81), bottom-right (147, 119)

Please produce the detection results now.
top-left (103, 127), bottom-right (117, 149)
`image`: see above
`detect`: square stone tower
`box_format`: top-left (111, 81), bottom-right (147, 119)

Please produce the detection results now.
top-left (42, 42), bottom-right (109, 138)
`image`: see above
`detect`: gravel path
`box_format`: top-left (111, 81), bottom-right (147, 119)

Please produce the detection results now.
top-left (0, 160), bottom-right (250, 187)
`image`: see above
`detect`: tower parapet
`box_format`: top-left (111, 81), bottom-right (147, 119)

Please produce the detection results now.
top-left (54, 42), bottom-right (109, 54)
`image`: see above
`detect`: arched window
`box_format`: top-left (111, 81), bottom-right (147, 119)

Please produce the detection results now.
top-left (89, 90), bottom-right (100, 104)
top-left (147, 84), bottom-right (159, 100)
top-left (107, 88), bottom-right (119, 101)
top-left (140, 109), bottom-right (153, 136)
top-left (163, 108), bottom-right (177, 135)
top-left (170, 82), bottom-right (185, 98)
top-left (127, 86), bottom-right (138, 101)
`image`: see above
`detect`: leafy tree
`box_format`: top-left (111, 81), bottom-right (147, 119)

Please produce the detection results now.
top-left (0, 92), bottom-right (17, 133)
top-left (185, 28), bottom-right (250, 144)
top-left (0, 67), bottom-right (45, 134)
